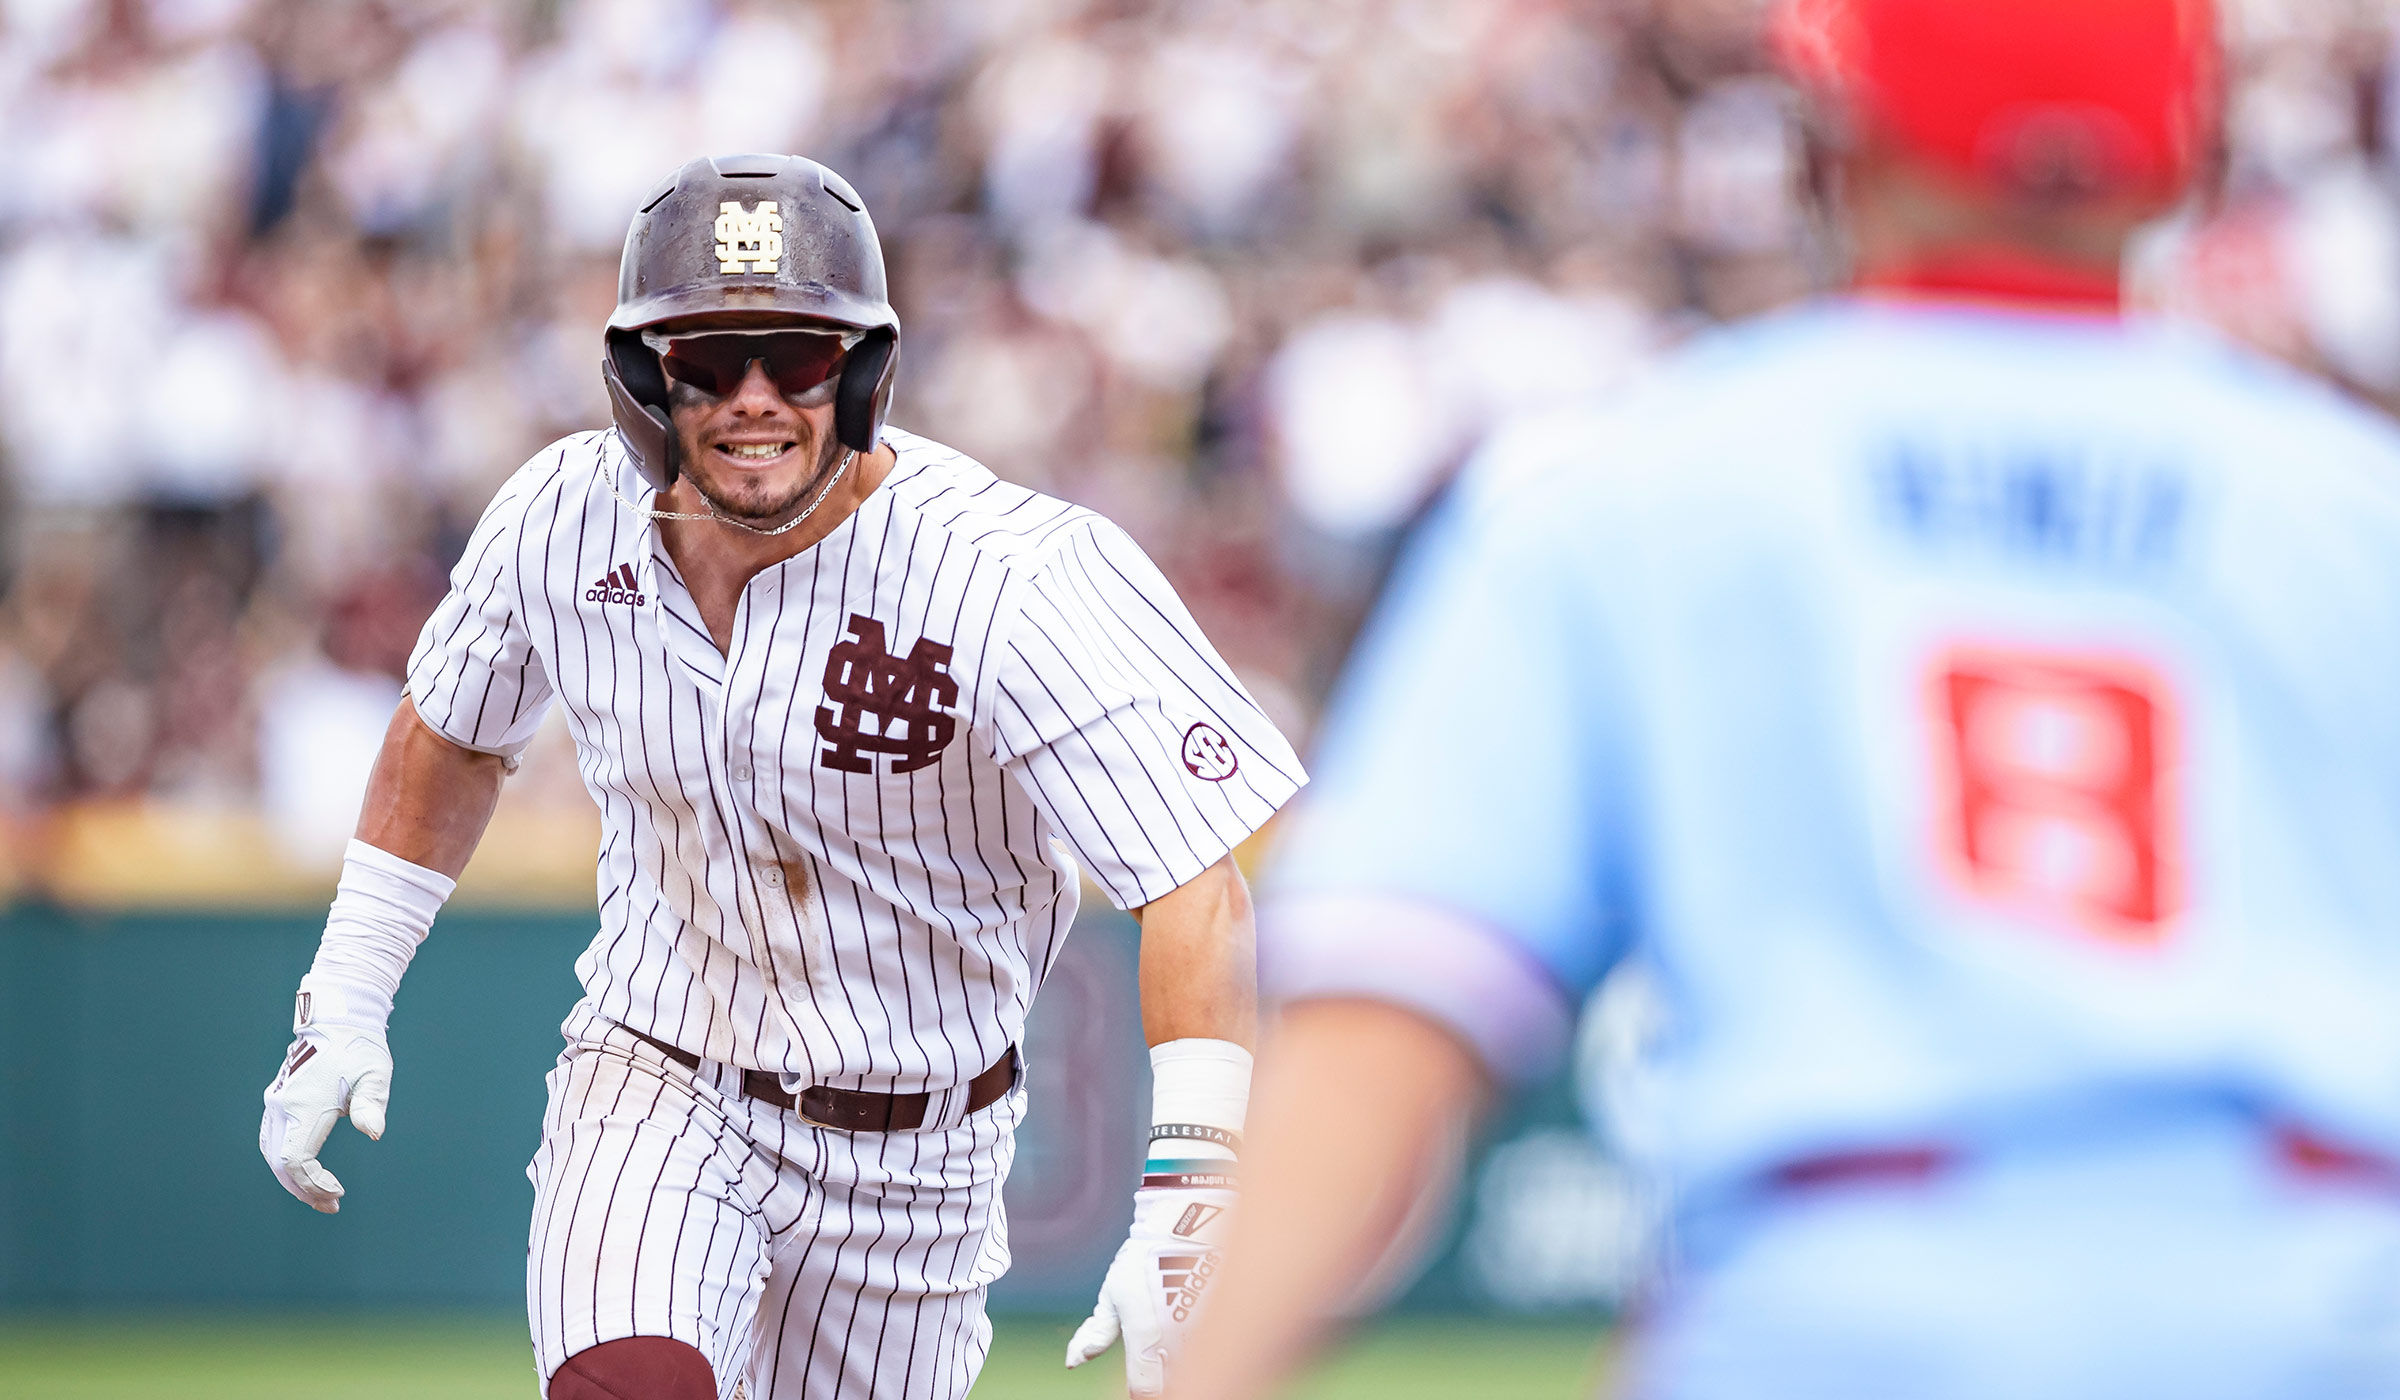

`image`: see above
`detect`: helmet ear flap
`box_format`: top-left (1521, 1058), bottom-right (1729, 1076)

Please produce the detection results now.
top-left (604, 332), bottom-right (680, 491)
top-left (835, 331), bottom-right (897, 454)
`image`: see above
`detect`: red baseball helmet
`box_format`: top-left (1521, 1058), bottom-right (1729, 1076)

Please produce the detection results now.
top-left (1772, 0), bottom-right (2221, 205)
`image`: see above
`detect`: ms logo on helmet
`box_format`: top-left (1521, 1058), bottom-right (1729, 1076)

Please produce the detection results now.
top-left (715, 200), bottom-right (782, 274)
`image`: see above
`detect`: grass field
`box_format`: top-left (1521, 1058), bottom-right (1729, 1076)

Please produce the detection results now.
top-left (0, 1313), bottom-right (1610, 1398)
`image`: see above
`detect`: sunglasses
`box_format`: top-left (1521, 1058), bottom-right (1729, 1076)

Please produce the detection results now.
top-left (640, 327), bottom-right (864, 400)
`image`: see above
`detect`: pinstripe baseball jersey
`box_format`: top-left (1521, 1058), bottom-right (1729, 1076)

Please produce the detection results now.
top-left (408, 426), bottom-right (1304, 1090)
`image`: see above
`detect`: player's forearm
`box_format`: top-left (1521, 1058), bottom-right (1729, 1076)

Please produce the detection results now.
top-left (299, 696), bottom-right (496, 1012)
top-left (1167, 1000), bottom-right (1488, 1400)
top-left (1135, 855), bottom-right (1258, 1048)
top-left (1069, 858), bottom-right (1262, 1387)
top-left (355, 697), bottom-right (511, 879)
top-left (264, 699), bottom-right (498, 1212)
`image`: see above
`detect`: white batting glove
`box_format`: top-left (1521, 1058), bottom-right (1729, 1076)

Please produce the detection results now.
top-left (259, 976), bottom-right (393, 1214)
top-left (1066, 1172), bottom-right (1238, 1396)
top-left (1069, 1038), bottom-right (1251, 1397)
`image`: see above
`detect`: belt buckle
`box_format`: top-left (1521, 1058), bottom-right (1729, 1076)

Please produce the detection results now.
top-left (788, 1080), bottom-right (877, 1132)
top-left (775, 1074), bottom-right (836, 1130)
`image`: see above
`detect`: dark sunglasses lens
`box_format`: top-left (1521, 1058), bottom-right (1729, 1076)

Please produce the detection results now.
top-left (659, 333), bottom-right (847, 397)
top-left (762, 337), bottom-right (847, 395)
top-left (660, 350), bottom-right (738, 395)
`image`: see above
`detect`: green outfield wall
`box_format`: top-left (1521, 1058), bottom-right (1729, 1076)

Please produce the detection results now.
top-left (0, 906), bottom-right (1626, 1316)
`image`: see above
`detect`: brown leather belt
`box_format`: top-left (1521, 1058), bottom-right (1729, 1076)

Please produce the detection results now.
top-left (628, 1028), bottom-right (1018, 1133)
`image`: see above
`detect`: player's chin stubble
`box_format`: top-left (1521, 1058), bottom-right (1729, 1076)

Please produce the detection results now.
top-left (686, 427), bottom-right (845, 524)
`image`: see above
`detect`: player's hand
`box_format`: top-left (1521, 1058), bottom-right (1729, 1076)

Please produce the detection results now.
top-left (1066, 1181), bottom-right (1236, 1396)
top-left (258, 981), bottom-right (393, 1213)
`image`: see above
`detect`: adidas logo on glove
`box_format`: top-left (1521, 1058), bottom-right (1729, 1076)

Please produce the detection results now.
top-left (1159, 1250), bottom-right (1220, 1323)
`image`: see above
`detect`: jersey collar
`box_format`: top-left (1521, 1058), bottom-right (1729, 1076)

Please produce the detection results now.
top-left (1855, 247), bottom-right (2124, 319)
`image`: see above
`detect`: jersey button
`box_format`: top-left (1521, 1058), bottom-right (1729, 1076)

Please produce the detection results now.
top-left (759, 864), bottom-right (785, 889)
top-left (731, 765), bottom-right (753, 783)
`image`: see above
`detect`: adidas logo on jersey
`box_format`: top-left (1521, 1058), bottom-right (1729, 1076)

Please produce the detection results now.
top-left (1158, 1250), bottom-right (1219, 1323)
top-left (586, 564), bottom-right (646, 607)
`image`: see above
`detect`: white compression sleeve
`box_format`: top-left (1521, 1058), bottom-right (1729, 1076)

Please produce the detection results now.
top-left (300, 839), bottom-right (457, 1032)
top-left (1149, 1038), bottom-right (1253, 1164)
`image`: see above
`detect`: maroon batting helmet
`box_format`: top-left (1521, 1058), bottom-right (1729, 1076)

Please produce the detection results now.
top-left (602, 153), bottom-right (900, 491)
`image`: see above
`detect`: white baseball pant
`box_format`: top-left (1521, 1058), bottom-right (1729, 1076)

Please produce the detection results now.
top-left (526, 1019), bottom-right (1024, 1400)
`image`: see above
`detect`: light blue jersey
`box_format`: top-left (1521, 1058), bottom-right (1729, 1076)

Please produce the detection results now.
top-left (1268, 298), bottom-right (2400, 1395)
top-left (1269, 297), bottom-right (2400, 1202)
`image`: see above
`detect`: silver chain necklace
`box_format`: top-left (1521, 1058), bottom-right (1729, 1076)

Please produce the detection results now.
top-left (601, 447), bottom-right (859, 537)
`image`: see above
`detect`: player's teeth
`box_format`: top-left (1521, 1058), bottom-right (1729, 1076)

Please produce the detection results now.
top-left (725, 443), bottom-right (786, 459)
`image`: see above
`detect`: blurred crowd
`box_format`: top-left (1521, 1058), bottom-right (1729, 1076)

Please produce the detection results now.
top-left (0, 0), bottom-right (2396, 880)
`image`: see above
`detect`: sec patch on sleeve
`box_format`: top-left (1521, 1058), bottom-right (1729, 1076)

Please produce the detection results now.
top-left (1181, 721), bottom-right (1240, 781)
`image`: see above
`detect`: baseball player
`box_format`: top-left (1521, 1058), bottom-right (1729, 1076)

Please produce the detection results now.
top-left (256, 153), bottom-right (1302, 1400)
top-left (1173, 3), bottom-right (2400, 1399)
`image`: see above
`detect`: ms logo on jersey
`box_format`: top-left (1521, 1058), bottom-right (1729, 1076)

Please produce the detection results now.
top-left (715, 200), bottom-right (782, 274)
top-left (816, 614), bottom-right (959, 774)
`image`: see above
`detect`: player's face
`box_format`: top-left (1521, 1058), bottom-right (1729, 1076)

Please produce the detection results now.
top-left (662, 329), bottom-right (851, 524)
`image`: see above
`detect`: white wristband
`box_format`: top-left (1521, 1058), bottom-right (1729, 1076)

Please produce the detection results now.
top-left (1149, 1039), bottom-right (1252, 1162)
top-left (299, 840), bottom-right (456, 1034)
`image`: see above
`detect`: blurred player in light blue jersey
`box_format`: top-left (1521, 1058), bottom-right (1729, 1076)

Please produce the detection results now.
top-left (1169, 2), bottom-right (2400, 1399)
